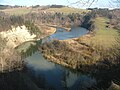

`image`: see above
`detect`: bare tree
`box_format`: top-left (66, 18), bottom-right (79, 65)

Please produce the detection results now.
top-left (67, 0), bottom-right (98, 7)
top-left (67, 0), bottom-right (120, 8)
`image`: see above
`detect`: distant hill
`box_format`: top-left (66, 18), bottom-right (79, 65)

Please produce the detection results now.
top-left (0, 5), bottom-right (9, 10)
top-left (0, 5), bottom-right (89, 15)
top-left (0, 5), bottom-right (24, 10)
top-left (50, 5), bottom-right (65, 8)
top-left (47, 7), bottom-right (90, 14)
top-left (32, 5), bottom-right (65, 8)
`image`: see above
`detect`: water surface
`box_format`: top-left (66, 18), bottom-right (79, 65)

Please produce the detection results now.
top-left (42, 27), bottom-right (88, 43)
top-left (25, 51), bottom-right (96, 90)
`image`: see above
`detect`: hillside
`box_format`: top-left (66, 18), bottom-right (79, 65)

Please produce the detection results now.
top-left (0, 5), bottom-right (9, 10)
top-left (47, 7), bottom-right (90, 14)
top-left (0, 6), bottom-right (89, 15)
top-left (79, 17), bottom-right (119, 48)
top-left (0, 7), bottom-right (32, 15)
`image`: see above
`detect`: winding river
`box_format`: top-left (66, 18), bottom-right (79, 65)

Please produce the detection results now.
top-left (22, 27), bottom-right (93, 90)
top-left (42, 27), bottom-right (88, 43)
top-left (4, 27), bottom-right (117, 90)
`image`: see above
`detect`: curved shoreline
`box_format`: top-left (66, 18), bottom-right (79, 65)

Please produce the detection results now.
top-left (39, 24), bottom-right (118, 72)
top-left (40, 36), bottom-right (91, 68)
top-left (39, 28), bottom-right (93, 70)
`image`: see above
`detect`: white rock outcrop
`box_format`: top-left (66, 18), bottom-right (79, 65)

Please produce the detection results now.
top-left (0, 25), bottom-right (36, 48)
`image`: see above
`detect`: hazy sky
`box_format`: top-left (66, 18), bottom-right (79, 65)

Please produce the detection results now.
top-left (0, 0), bottom-right (118, 8)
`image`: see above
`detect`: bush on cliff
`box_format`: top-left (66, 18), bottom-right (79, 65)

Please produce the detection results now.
top-left (0, 35), bottom-right (23, 72)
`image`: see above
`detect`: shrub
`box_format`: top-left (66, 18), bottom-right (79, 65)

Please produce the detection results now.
top-left (0, 35), bottom-right (23, 72)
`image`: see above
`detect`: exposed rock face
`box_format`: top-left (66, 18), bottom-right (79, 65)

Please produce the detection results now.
top-left (0, 25), bottom-right (34, 72)
top-left (0, 25), bottom-right (36, 48)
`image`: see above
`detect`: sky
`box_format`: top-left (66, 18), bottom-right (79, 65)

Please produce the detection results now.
top-left (0, 0), bottom-right (118, 8)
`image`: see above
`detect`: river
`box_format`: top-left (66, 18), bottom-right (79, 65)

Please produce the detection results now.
top-left (42, 27), bottom-right (88, 43)
top-left (23, 27), bottom-right (93, 90)
top-left (0, 27), bottom-right (119, 90)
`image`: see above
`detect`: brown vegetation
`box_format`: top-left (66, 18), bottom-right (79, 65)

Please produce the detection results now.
top-left (0, 34), bottom-right (23, 72)
top-left (40, 39), bottom-right (95, 69)
top-left (24, 11), bottom-right (84, 28)
top-left (40, 35), bottom-right (119, 72)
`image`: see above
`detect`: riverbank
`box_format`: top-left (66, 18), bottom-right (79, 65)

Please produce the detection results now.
top-left (39, 25), bottom-right (56, 38)
top-left (48, 25), bottom-right (71, 31)
top-left (40, 24), bottom-right (70, 32)
top-left (39, 17), bottom-right (120, 72)
top-left (39, 33), bottom-right (95, 70)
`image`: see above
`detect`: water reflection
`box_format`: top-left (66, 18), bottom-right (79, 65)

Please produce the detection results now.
top-left (22, 44), bottom-right (97, 90)
top-left (25, 52), bottom-right (57, 71)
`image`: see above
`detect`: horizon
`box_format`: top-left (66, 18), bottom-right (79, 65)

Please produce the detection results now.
top-left (0, 0), bottom-right (119, 9)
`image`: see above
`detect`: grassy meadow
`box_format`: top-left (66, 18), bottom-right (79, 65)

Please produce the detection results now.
top-left (47, 7), bottom-right (90, 14)
top-left (0, 6), bottom-right (90, 15)
top-left (0, 7), bottom-right (32, 15)
top-left (80, 17), bottom-right (119, 49)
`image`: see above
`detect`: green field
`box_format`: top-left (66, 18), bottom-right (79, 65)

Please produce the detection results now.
top-left (0, 7), bottom-right (32, 15)
top-left (93, 17), bottom-right (119, 48)
top-left (1, 7), bottom-right (89, 15)
top-left (47, 7), bottom-right (90, 14)
top-left (81, 17), bottom-right (119, 49)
